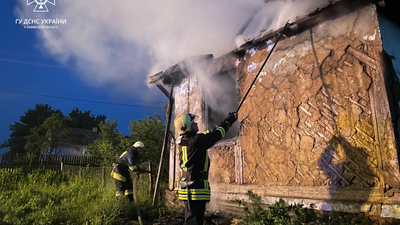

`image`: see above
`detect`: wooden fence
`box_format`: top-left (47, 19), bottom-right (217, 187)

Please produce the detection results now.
top-left (0, 153), bottom-right (100, 171)
top-left (0, 153), bottom-right (153, 192)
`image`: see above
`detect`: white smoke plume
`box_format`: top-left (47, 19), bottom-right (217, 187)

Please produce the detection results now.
top-left (15, 0), bottom-right (328, 101)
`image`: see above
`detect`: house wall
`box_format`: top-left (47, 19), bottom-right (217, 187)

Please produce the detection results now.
top-left (208, 142), bottom-right (236, 184)
top-left (168, 3), bottom-right (400, 218)
top-left (59, 145), bottom-right (85, 156)
top-left (208, 4), bottom-right (400, 218)
top-left (236, 4), bottom-right (399, 188)
top-left (172, 75), bottom-right (205, 188)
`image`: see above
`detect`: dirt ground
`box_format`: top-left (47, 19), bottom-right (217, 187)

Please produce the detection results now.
top-left (151, 211), bottom-right (237, 225)
top-left (149, 213), bottom-right (400, 225)
top-left (123, 209), bottom-right (237, 225)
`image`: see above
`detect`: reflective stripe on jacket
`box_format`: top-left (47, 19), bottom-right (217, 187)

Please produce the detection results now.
top-left (111, 147), bottom-right (139, 182)
top-left (111, 164), bottom-right (130, 182)
top-left (177, 122), bottom-right (229, 201)
top-left (178, 179), bottom-right (210, 200)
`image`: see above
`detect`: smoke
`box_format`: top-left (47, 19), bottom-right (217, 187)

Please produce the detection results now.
top-left (15, 0), bottom-right (328, 101)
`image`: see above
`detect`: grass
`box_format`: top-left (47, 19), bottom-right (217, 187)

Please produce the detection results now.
top-left (0, 168), bottom-right (170, 225)
top-left (3, 169), bottom-right (399, 225)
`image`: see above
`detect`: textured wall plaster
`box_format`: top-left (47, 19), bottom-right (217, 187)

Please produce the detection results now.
top-left (208, 145), bottom-right (236, 184)
top-left (237, 5), bottom-right (398, 191)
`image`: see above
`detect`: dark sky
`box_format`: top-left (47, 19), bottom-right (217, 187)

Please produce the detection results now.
top-left (0, 1), bottom-right (166, 154)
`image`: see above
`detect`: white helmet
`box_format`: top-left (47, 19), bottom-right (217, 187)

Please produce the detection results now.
top-left (133, 141), bottom-right (144, 148)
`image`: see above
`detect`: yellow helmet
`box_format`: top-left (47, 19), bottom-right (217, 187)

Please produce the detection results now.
top-left (174, 113), bottom-right (196, 132)
top-left (133, 141), bottom-right (144, 148)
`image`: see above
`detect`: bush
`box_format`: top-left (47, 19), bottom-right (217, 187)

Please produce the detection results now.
top-left (238, 190), bottom-right (317, 225)
top-left (235, 191), bottom-right (399, 225)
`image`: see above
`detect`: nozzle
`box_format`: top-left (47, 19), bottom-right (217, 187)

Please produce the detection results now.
top-left (287, 23), bottom-right (299, 33)
top-left (282, 22), bottom-right (299, 36)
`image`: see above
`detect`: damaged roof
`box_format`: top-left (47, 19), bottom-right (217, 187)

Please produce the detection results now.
top-left (147, 54), bottom-right (213, 86)
top-left (148, 0), bottom-right (383, 87)
top-left (238, 0), bottom-right (379, 51)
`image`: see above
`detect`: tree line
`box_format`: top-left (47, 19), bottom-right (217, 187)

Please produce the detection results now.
top-left (1, 103), bottom-right (165, 168)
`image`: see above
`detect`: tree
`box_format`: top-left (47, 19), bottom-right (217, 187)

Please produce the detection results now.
top-left (129, 114), bottom-right (165, 166)
top-left (67, 108), bottom-right (106, 129)
top-left (1, 104), bottom-right (62, 154)
top-left (85, 120), bottom-right (131, 167)
top-left (1, 105), bottom-right (107, 155)
top-left (85, 115), bottom-right (165, 168)
top-left (24, 114), bottom-right (82, 156)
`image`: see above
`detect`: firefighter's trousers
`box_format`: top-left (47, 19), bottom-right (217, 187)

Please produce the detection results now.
top-left (111, 164), bottom-right (133, 201)
top-left (184, 200), bottom-right (207, 225)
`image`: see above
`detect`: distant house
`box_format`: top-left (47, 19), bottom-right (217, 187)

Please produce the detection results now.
top-left (149, 0), bottom-right (400, 219)
top-left (58, 127), bottom-right (101, 156)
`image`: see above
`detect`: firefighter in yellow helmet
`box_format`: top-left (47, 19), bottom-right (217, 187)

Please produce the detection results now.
top-left (111, 141), bottom-right (149, 201)
top-left (174, 112), bottom-right (237, 225)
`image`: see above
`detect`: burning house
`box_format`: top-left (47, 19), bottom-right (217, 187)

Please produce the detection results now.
top-left (148, 0), bottom-right (400, 218)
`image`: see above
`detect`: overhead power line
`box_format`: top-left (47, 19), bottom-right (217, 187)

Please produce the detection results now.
top-left (0, 49), bottom-right (165, 110)
top-left (0, 58), bottom-right (66, 69)
top-left (0, 88), bottom-right (164, 110)
top-left (0, 85), bottom-right (166, 104)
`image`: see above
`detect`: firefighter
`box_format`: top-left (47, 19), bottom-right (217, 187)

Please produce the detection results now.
top-left (111, 141), bottom-right (147, 201)
top-left (174, 112), bottom-right (237, 225)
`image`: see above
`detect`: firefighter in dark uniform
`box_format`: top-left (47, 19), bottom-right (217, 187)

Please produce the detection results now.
top-left (111, 141), bottom-right (145, 201)
top-left (174, 112), bottom-right (237, 225)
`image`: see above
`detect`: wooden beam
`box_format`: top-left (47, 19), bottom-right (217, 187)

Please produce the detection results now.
top-left (211, 183), bottom-right (387, 203)
top-left (153, 85), bottom-right (175, 206)
top-left (147, 71), bottom-right (164, 84)
top-left (345, 46), bottom-right (377, 69)
top-left (366, 45), bottom-right (400, 188)
top-left (156, 84), bottom-right (170, 98)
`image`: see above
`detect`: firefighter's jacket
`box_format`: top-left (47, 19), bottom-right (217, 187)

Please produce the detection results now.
top-left (178, 122), bottom-right (230, 201)
top-left (111, 147), bottom-right (139, 182)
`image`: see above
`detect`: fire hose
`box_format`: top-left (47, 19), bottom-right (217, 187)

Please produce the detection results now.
top-left (133, 173), bottom-right (143, 225)
top-left (132, 168), bottom-right (151, 225)
top-left (236, 20), bottom-right (291, 113)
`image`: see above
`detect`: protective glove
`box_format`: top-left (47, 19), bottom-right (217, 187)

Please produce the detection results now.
top-left (224, 112), bottom-right (238, 127)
